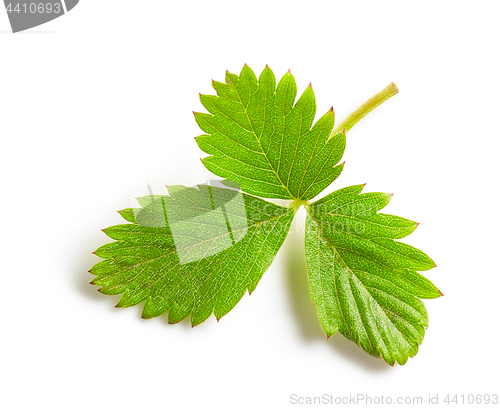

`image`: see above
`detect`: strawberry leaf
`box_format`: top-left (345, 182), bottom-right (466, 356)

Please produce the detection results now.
top-left (90, 67), bottom-right (441, 366)
top-left (194, 64), bottom-right (346, 201)
top-left (91, 185), bottom-right (295, 325)
top-left (305, 184), bottom-right (441, 365)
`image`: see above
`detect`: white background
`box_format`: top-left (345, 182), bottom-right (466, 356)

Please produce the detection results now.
top-left (1, 1), bottom-right (499, 407)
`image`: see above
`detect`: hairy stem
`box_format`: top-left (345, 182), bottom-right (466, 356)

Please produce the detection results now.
top-left (331, 82), bottom-right (399, 136)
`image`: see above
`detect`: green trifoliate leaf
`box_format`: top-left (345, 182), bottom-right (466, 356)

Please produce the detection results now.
top-left (305, 184), bottom-right (441, 365)
top-left (194, 64), bottom-right (346, 201)
top-left (90, 69), bottom-right (440, 365)
top-left (91, 185), bottom-right (295, 325)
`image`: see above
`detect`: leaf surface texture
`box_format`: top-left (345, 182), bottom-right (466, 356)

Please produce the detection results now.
top-left (195, 65), bottom-right (345, 200)
top-left (305, 184), bottom-right (441, 365)
top-left (91, 185), bottom-right (295, 325)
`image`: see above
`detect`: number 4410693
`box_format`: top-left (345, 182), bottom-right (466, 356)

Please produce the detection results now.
top-left (444, 394), bottom-right (498, 405)
top-left (5, 3), bottom-right (62, 14)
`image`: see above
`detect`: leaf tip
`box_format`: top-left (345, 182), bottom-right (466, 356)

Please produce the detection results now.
top-left (439, 289), bottom-right (444, 296)
top-left (287, 68), bottom-right (291, 74)
top-left (308, 82), bottom-right (312, 89)
top-left (89, 280), bottom-right (95, 285)
top-left (326, 334), bottom-right (332, 340)
top-left (362, 183), bottom-right (367, 187)
top-left (265, 63), bottom-right (269, 69)
top-left (97, 288), bottom-right (102, 293)
top-left (92, 251), bottom-right (96, 255)
top-left (192, 111), bottom-right (198, 116)
top-left (329, 106), bottom-right (334, 114)
top-left (115, 304), bottom-right (121, 308)
top-left (244, 62), bottom-right (248, 67)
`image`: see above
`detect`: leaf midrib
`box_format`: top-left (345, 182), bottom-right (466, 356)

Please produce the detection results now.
top-left (232, 78), bottom-right (295, 200)
top-left (103, 208), bottom-right (295, 283)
